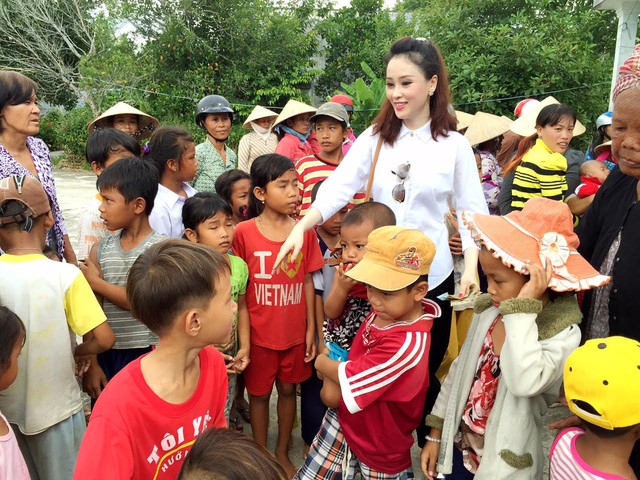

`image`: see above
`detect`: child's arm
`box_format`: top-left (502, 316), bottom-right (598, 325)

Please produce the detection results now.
top-left (80, 243), bottom-right (130, 309)
top-left (75, 321), bottom-right (115, 357)
top-left (320, 377), bottom-right (342, 408)
top-left (324, 265), bottom-right (357, 319)
top-left (233, 293), bottom-right (250, 373)
top-left (500, 262), bottom-right (581, 397)
top-left (315, 294), bottom-right (328, 355)
top-left (304, 273), bottom-right (317, 363)
top-left (315, 352), bottom-right (340, 384)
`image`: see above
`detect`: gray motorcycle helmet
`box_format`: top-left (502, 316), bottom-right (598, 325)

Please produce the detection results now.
top-left (195, 95), bottom-right (234, 129)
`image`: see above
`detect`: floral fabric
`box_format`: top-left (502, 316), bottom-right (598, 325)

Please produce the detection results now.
top-left (0, 137), bottom-right (67, 258)
top-left (480, 150), bottom-right (502, 215)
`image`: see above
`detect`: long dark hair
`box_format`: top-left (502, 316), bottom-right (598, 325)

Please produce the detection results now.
top-left (373, 37), bottom-right (456, 145)
top-left (145, 126), bottom-right (194, 177)
top-left (504, 104), bottom-right (577, 174)
top-left (0, 306), bottom-right (26, 376)
top-left (246, 153), bottom-right (295, 219)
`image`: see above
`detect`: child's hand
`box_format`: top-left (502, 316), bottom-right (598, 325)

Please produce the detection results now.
top-left (223, 354), bottom-right (236, 374)
top-left (517, 258), bottom-right (553, 301)
top-left (79, 257), bottom-right (101, 286)
top-left (420, 436), bottom-right (442, 480)
top-left (304, 330), bottom-right (317, 363)
top-left (74, 354), bottom-right (92, 377)
top-left (547, 413), bottom-right (580, 431)
top-left (232, 348), bottom-right (250, 374)
top-left (82, 358), bottom-right (108, 399)
top-left (448, 233), bottom-right (463, 256)
top-left (335, 263), bottom-right (358, 291)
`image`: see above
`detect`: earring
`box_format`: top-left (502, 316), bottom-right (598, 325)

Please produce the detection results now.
top-left (429, 90), bottom-right (435, 96)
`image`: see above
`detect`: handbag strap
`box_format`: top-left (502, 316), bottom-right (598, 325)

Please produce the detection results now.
top-left (364, 137), bottom-right (383, 202)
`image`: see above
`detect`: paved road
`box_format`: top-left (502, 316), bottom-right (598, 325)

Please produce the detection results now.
top-left (53, 168), bottom-right (566, 478)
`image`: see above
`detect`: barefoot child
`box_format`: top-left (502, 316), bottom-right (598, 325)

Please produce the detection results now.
top-left (0, 307), bottom-right (28, 479)
top-left (232, 154), bottom-right (324, 475)
top-left (147, 126), bottom-right (198, 237)
top-left (183, 192), bottom-right (250, 426)
top-left (298, 225), bottom-right (440, 479)
top-left (0, 175), bottom-right (115, 479)
top-left (421, 197), bottom-right (610, 480)
top-left (74, 240), bottom-right (233, 478)
top-left (550, 336), bottom-right (640, 479)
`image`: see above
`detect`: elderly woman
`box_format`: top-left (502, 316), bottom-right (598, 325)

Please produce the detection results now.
top-left (550, 44), bottom-right (640, 475)
top-left (0, 71), bottom-right (76, 263)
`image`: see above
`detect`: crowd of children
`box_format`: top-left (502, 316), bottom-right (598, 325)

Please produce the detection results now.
top-left (1, 38), bottom-right (640, 480)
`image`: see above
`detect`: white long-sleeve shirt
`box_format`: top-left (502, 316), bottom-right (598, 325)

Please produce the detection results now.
top-left (313, 122), bottom-right (488, 288)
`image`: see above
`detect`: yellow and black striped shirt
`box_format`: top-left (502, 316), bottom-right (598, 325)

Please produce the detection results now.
top-left (511, 139), bottom-right (567, 210)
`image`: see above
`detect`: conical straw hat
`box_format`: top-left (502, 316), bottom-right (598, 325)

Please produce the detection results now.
top-left (273, 100), bottom-right (316, 127)
top-left (243, 106), bottom-right (278, 130)
top-left (509, 96), bottom-right (586, 137)
top-left (88, 102), bottom-right (159, 140)
top-left (455, 110), bottom-right (474, 131)
top-left (464, 112), bottom-right (513, 146)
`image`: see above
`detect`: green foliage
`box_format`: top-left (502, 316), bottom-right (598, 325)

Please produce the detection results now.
top-left (339, 61), bottom-right (386, 134)
top-left (56, 106), bottom-right (95, 164)
top-left (315, 0), bottom-right (405, 99)
top-left (38, 109), bottom-right (65, 151)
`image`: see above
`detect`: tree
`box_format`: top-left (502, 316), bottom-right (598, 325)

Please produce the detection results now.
top-left (0, 0), bottom-right (99, 112)
top-left (314, 0), bottom-right (405, 99)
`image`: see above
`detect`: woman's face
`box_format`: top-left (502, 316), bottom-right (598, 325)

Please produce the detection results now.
top-left (112, 114), bottom-right (139, 136)
top-left (536, 115), bottom-right (574, 154)
top-left (385, 55), bottom-right (437, 130)
top-left (286, 113), bottom-right (312, 136)
top-left (0, 93), bottom-right (40, 137)
top-left (254, 117), bottom-right (274, 129)
top-left (612, 88), bottom-right (640, 178)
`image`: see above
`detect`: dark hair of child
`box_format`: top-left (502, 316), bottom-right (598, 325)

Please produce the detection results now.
top-left (126, 239), bottom-right (231, 335)
top-left (246, 153), bottom-right (296, 219)
top-left (572, 399), bottom-right (636, 439)
top-left (0, 306), bottom-right (26, 374)
top-left (176, 427), bottom-right (288, 480)
top-left (406, 274), bottom-right (429, 292)
top-left (145, 126), bottom-right (194, 177)
top-left (214, 169), bottom-right (251, 205)
top-left (374, 37), bottom-right (456, 144)
top-left (504, 104), bottom-right (577, 174)
top-left (342, 201), bottom-right (396, 230)
top-left (182, 192), bottom-right (233, 231)
top-left (96, 157), bottom-right (159, 215)
top-left (85, 128), bottom-right (142, 167)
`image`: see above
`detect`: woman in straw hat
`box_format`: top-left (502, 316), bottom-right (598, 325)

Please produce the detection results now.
top-left (273, 99), bottom-right (319, 162)
top-left (0, 71), bottom-right (77, 262)
top-left (465, 112), bottom-right (512, 215)
top-left (88, 102), bottom-right (159, 141)
top-left (273, 36), bottom-right (488, 448)
top-left (237, 106), bottom-right (278, 173)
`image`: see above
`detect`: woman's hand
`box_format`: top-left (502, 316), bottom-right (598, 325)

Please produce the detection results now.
top-left (459, 247), bottom-right (480, 297)
top-left (518, 258), bottom-right (553, 301)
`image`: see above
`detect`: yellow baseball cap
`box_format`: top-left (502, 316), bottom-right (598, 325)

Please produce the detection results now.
top-left (564, 336), bottom-right (640, 430)
top-left (346, 226), bottom-right (435, 291)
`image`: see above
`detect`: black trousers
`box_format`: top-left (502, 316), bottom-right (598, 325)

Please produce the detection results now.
top-left (416, 272), bottom-right (454, 448)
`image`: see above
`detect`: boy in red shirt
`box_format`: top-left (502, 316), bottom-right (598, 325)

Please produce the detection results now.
top-left (297, 226), bottom-right (440, 479)
top-left (74, 240), bottom-right (234, 479)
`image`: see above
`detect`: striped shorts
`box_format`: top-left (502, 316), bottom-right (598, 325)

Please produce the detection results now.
top-left (295, 408), bottom-right (414, 480)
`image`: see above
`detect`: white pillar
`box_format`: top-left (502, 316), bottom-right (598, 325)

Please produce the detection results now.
top-left (609, 3), bottom-right (640, 108)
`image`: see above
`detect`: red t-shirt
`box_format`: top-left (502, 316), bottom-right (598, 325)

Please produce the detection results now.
top-left (73, 347), bottom-right (227, 480)
top-left (232, 219), bottom-right (324, 350)
top-left (337, 299), bottom-right (440, 474)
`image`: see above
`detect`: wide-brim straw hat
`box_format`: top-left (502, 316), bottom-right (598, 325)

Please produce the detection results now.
top-left (88, 102), bottom-right (159, 140)
top-left (243, 106), bottom-right (278, 130)
top-left (509, 96), bottom-right (586, 137)
top-left (464, 112), bottom-right (513, 146)
top-left (273, 100), bottom-right (316, 128)
top-left (455, 110), bottom-right (475, 131)
top-left (594, 140), bottom-right (612, 157)
top-left (462, 197), bottom-right (609, 292)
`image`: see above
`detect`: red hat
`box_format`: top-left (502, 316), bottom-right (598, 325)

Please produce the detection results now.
top-left (330, 94), bottom-right (354, 112)
top-left (513, 98), bottom-right (540, 118)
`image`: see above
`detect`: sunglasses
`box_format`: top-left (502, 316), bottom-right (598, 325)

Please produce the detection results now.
top-left (391, 162), bottom-right (410, 203)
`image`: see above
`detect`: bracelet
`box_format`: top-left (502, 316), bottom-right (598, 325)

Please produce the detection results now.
top-left (426, 435), bottom-right (441, 444)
